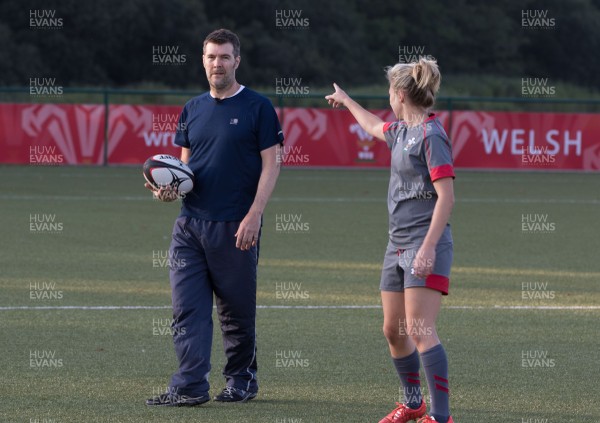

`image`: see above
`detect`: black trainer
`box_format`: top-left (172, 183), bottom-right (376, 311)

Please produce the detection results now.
top-left (146, 392), bottom-right (210, 407)
top-left (213, 386), bottom-right (257, 403)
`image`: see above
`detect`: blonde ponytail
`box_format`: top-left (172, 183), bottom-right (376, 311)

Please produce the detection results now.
top-left (412, 58), bottom-right (440, 93)
top-left (386, 58), bottom-right (441, 109)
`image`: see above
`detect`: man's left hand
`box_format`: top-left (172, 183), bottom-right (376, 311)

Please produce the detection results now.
top-left (235, 210), bottom-right (261, 250)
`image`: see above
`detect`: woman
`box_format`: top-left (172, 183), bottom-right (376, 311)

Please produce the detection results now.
top-left (326, 59), bottom-right (455, 423)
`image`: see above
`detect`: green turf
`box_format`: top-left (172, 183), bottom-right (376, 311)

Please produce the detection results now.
top-left (0, 166), bottom-right (599, 422)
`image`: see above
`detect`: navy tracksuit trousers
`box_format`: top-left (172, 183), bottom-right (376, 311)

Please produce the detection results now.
top-left (167, 216), bottom-right (259, 396)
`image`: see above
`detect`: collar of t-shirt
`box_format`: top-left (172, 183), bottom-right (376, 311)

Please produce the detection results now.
top-left (209, 85), bottom-right (245, 101)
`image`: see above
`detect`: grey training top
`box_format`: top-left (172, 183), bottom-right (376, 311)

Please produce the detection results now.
top-left (383, 114), bottom-right (455, 246)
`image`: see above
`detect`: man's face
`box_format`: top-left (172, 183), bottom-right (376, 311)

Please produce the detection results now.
top-left (203, 42), bottom-right (240, 91)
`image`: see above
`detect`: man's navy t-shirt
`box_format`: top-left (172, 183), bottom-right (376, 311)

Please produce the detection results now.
top-left (174, 87), bottom-right (284, 221)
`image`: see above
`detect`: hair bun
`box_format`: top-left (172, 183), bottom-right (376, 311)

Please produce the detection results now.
top-left (411, 58), bottom-right (440, 95)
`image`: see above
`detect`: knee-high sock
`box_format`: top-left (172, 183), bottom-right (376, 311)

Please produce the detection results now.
top-left (392, 349), bottom-right (422, 409)
top-left (421, 344), bottom-right (450, 423)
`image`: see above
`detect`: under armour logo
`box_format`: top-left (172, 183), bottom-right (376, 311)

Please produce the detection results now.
top-left (230, 118), bottom-right (238, 125)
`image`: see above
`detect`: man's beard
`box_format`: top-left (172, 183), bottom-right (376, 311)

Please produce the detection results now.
top-left (210, 73), bottom-right (233, 92)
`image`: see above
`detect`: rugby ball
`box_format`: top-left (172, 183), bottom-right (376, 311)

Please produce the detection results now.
top-left (143, 154), bottom-right (194, 195)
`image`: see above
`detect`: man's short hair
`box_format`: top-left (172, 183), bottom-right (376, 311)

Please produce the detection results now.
top-left (203, 28), bottom-right (240, 57)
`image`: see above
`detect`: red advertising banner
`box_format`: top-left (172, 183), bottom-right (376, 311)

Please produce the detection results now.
top-left (279, 108), bottom-right (449, 167)
top-left (445, 111), bottom-right (600, 170)
top-left (1, 103), bottom-right (599, 171)
top-left (280, 108), bottom-right (600, 170)
top-left (0, 103), bottom-right (105, 165)
top-left (107, 105), bottom-right (182, 164)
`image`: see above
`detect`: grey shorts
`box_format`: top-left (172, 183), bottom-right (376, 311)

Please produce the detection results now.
top-left (380, 237), bottom-right (453, 295)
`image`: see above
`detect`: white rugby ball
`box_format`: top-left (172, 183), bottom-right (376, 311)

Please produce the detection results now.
top-left (143, 154), bottom-right (194, 195)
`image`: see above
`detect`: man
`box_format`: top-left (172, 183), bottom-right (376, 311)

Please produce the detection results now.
top-left (145, 28), bottom-right (283, 406)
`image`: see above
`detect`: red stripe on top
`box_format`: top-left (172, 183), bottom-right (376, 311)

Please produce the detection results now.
top-left (430, 164), bottom-right (455, 182)
top-left (434, 375), bottom-right (449, 383)
top-left (383, 122), bottom-right (395, 132)
top-left (407, 372), bottom-right (420, 377)
top-left (435, 383), bottom-right (450, 393)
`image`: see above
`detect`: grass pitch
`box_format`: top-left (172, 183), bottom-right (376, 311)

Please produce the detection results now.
top-left (0, 166), bottom-right (599, 422)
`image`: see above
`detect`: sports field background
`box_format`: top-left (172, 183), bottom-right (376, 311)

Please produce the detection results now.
top-left (0, 166), bottom-right (599, 422)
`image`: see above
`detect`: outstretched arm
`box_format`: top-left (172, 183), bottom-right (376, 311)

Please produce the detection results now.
top-left (325, 83), bottom-right (386, 142)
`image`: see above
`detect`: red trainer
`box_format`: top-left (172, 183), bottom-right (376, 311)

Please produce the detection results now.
top-left (417, 416), bottom-right (454, 423)
top-left (379, 401), bottom-right (426, 423)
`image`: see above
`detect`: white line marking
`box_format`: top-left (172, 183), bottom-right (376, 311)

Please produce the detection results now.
top-left (0, 305), bottom-right (598, 311)
top-left (262, 259), bottom-right (600, 279)
top-left (0, 305), bottom-right (172, 310)
top-left (270, 197), bottom-right (600, 205)
top-left (447, 305), bottom-right (600, 310)
top-left (0, 195), bottom-right (598, 205)
top-left (459, 198), bottom-right (600, 205)
top-left (0, 195), bottom-right (151, 201)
